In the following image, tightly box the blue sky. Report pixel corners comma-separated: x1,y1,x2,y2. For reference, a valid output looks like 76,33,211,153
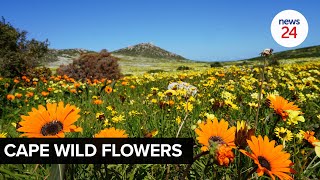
1,0,319,61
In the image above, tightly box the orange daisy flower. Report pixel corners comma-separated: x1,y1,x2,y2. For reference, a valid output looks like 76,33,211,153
70,89,77,93
105,86,113,94
240,135,295,180
93,99,103,105
94,127,128,138
17,102,82,138
195,118,236,152
15,93,23,99
269,95,300,120
6,94,15,101
304,131,319,146
121,81,128,86
26,92,34,98
216,144,235,166
41,91,50,97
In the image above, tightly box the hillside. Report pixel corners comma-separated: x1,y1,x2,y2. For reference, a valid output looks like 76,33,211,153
244,45,320,61
44,48,96,68
112,42,187,60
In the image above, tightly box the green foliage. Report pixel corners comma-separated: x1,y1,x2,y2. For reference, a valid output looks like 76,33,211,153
147,69,165,73
177,66,191,70
268,58,280,66
56,49,122,81
0,17,49,77
25,66,52,80
246,45,320,62
210,62,223,67
237,61,250,66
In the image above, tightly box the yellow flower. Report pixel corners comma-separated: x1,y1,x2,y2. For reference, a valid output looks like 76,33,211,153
205,113,215,121
235,120,254,149
225,100,239,110
313,142,320,158
236,120,249,131
295,130,305,143
95,112,105,121
106,106,114,111
182,102,193,112
112,114,125,123
0,132,7,138
151,87,159,91
275,127,293,147
266,91,279,101
286,110,305,125
176,116,181,124
251,92,262,100
104,119,110,126
165,89,177,96
221,91,236,101
248,102,258,108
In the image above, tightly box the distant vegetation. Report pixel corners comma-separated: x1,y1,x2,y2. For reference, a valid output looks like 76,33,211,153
177,65,192,70
45,48,96,62
244,45,320,61
112,42,187,60
147,69,166,73
210,62,223,67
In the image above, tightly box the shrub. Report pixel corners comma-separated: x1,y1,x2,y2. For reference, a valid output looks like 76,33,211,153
0,17,49,77
26,67,52,79
147,69,165,74
56,49,122,81
210,62,223,67
238,61,249,66
269,58,280,66
177,66,191,70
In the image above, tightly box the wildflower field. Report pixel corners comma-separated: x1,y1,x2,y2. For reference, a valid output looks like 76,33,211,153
1,60,320,179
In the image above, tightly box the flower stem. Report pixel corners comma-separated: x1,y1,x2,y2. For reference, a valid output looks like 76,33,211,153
254,57,267,130
176,99,189,138
268,115,281,139
304,155,318,174
166,100,189,179
181,151,209,180
243,166,258,180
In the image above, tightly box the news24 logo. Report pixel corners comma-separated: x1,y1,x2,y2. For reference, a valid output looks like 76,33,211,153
271,10,308,47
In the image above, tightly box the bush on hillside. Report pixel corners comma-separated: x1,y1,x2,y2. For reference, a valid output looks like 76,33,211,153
26,67,52,79
210,62,223,67
56,49,122,81
147,69,165,74
268,58,280,66
177,66,191,70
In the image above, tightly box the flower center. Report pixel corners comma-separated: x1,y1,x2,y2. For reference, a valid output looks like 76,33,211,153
279,132,287,138
209,136,226,145
258,156,271,171
41,120,63,136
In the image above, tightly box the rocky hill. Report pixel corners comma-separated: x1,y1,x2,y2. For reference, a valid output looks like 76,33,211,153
112,43,187,60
